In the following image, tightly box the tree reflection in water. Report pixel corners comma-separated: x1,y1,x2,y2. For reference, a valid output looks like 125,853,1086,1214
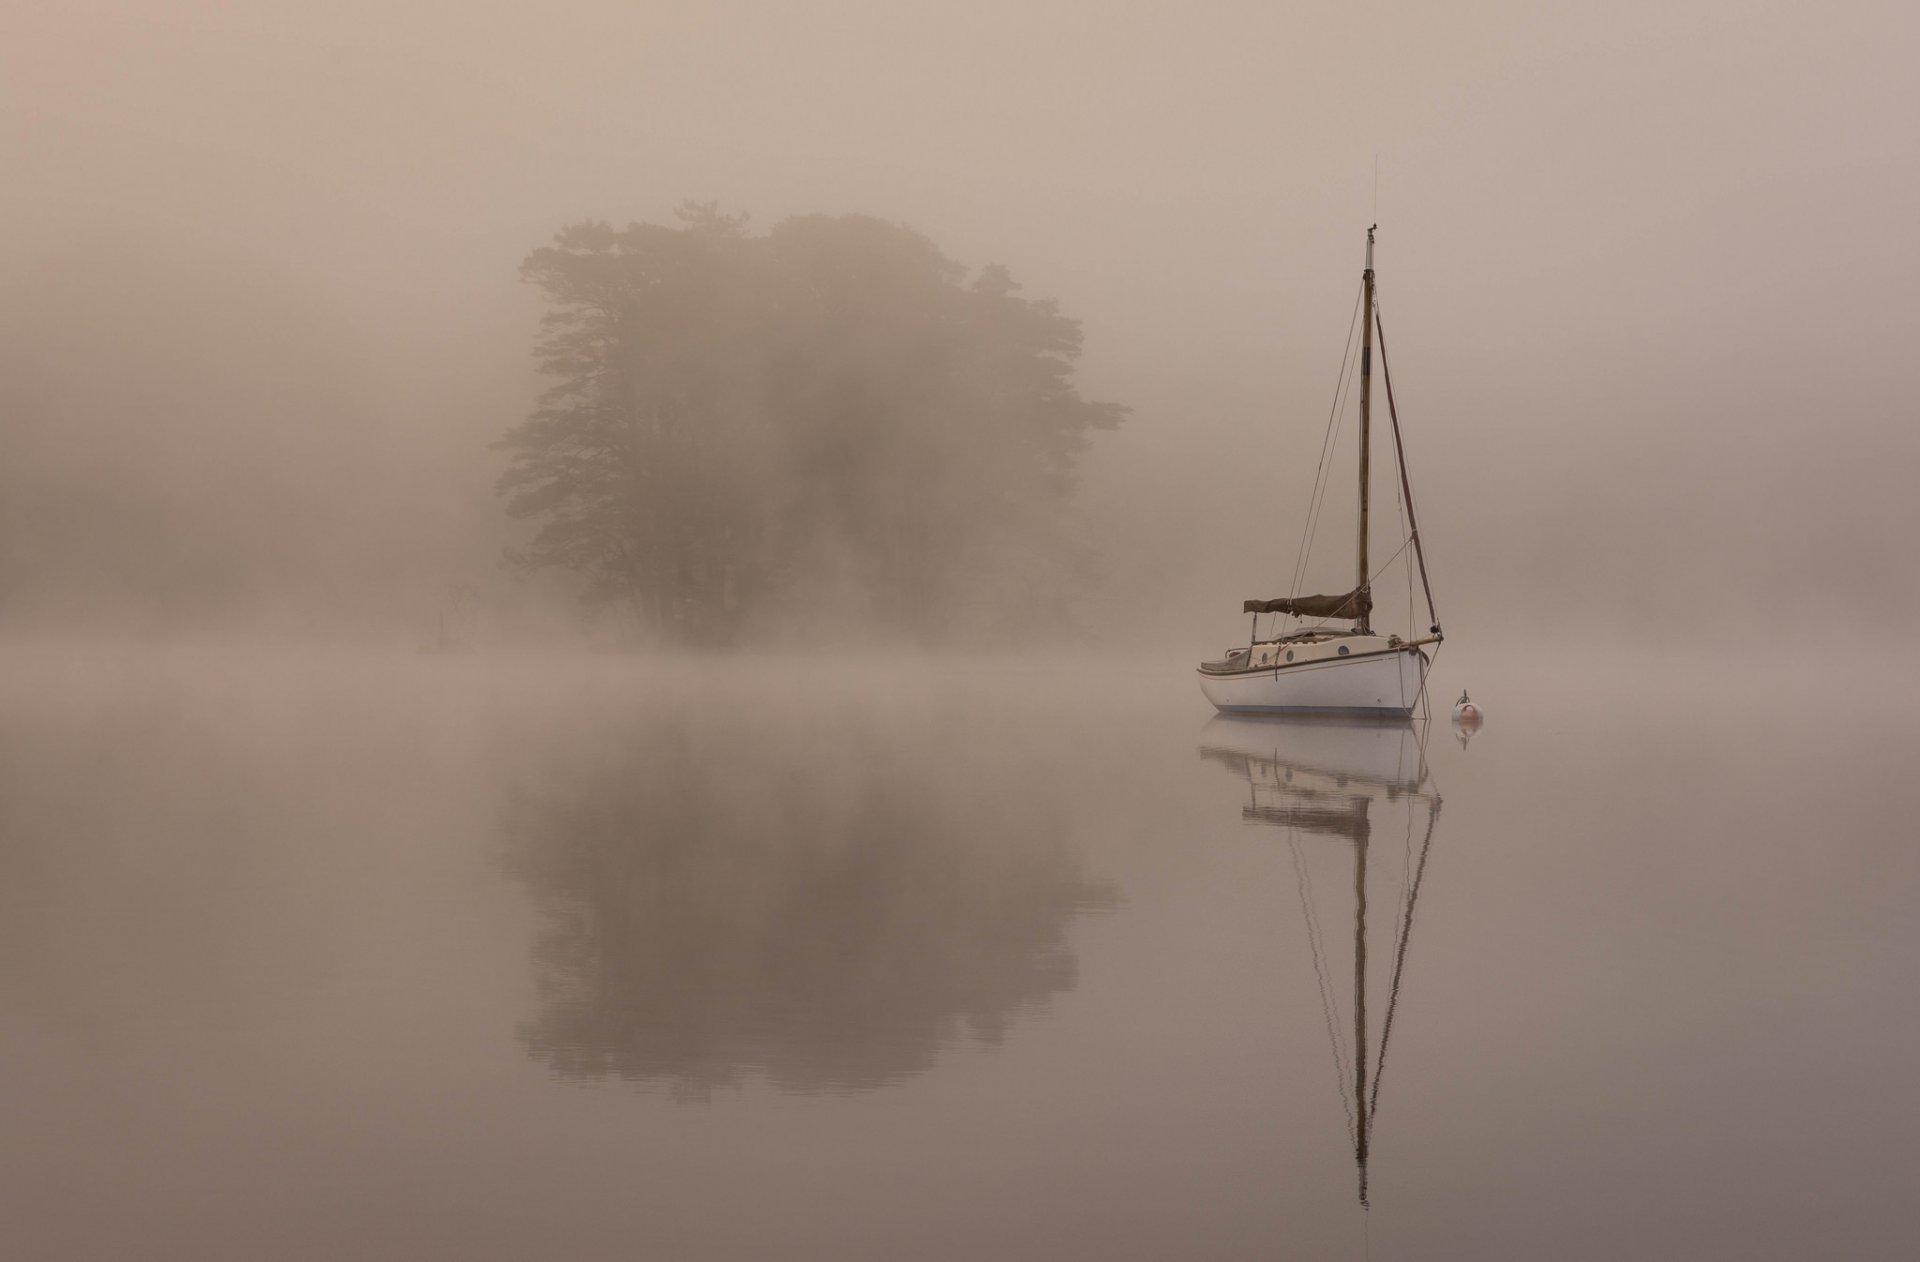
500,706,1115,1096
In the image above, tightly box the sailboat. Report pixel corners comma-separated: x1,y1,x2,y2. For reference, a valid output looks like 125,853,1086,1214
1199,714,1444,1208
1199,226,1443,715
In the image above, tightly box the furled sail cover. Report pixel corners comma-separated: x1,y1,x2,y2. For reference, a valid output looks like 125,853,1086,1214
1242,588,1372,619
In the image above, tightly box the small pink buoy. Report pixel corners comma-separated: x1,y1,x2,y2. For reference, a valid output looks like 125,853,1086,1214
1450,690,1483,747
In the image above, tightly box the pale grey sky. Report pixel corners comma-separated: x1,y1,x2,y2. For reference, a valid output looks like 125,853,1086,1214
5,0,1914,641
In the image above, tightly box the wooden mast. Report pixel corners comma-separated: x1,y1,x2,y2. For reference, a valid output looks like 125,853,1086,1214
1356,226,1376,634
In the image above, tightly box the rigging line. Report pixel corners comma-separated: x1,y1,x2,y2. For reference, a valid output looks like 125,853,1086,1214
1291,533,1419,634
1401,791,1416,913
1365,794,1443,1132
1388,424,1414,639
1413,643,1441,722
1295,322,1362,604
1287,317,1358,618
1372,289,1440,632
1300,832,1356,1129
1292,282,1363,590
1407,542,1416,640
1285,282,1366,606
1290,833,1358,1144
1384,297,1414,637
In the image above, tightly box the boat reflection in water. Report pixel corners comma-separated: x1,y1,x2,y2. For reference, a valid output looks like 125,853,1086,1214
498,707,1115,1097
1200,715,1443,1208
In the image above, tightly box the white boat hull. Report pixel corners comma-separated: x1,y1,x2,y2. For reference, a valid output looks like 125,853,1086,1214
1198,646,1428,715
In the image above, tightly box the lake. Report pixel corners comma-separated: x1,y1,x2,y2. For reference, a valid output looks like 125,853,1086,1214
2,645,1914,1260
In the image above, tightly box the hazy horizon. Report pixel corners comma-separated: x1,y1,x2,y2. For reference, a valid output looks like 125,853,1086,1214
6,1,1916,650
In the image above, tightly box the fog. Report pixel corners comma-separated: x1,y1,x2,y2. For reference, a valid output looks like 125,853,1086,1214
6,0,1914,648
10,11,1920,1255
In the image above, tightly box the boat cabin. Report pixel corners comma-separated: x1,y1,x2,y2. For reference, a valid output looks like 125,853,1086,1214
1201,628,1409,676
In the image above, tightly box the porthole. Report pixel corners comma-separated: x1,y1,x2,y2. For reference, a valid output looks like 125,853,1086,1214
1285,650,1294,662
1337,645,1350,656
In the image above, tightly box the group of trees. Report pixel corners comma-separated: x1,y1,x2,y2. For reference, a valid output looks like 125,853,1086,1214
496,204,1124,643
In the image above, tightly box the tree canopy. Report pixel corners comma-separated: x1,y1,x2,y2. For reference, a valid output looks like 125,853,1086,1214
496,204,1125,642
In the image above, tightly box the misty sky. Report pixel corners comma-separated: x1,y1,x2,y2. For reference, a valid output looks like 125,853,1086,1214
5,0,1915,644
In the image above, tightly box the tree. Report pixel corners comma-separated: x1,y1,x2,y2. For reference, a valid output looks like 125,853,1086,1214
495,203,1124,642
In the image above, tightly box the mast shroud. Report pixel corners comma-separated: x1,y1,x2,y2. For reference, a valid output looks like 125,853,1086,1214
1373,303,1441,637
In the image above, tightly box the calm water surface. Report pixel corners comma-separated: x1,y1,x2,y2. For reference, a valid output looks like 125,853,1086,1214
2,647,1914,1260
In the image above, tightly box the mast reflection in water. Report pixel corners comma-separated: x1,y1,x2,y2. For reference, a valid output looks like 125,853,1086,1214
1200,716,1443,1208
499,706,1115,1097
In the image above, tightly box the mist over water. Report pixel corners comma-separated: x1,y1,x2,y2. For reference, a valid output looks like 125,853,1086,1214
6,2,1918,1257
